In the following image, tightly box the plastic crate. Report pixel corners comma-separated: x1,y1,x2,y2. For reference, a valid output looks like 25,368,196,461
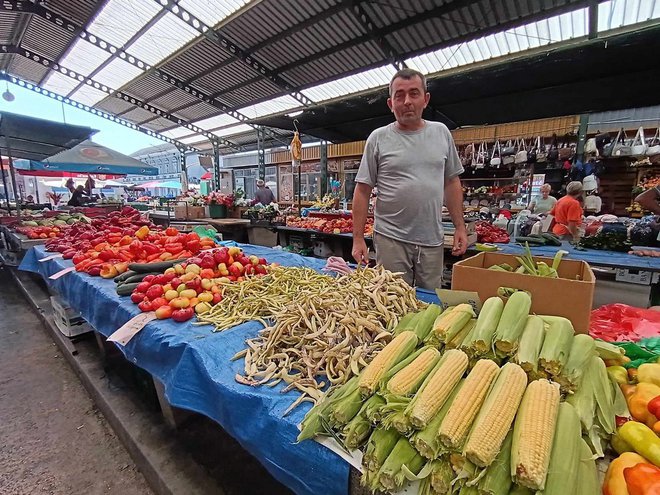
50,296,92,337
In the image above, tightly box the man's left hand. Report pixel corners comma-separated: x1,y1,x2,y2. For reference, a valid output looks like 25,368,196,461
452,227,468,256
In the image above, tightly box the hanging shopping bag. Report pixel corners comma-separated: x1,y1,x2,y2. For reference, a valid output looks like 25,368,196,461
585,137,598,155
611,128,632,157
514,138,528,164
501,140,516,156
647,128,660,156
474,142,487,169
490,141,501,167
630,127,648,157
558,142,574,161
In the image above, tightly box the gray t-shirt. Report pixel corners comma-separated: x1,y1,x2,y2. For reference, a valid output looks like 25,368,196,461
355,121,463,246
254,187,275,205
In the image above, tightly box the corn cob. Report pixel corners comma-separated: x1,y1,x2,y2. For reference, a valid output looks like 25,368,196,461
361,428,400,484
463,362,527,467
429,458,455,494
511,379,560,490
513,315,545,377
447,319,476,349
565,360,602,456
342,394,383,450
459,486,479,495
363,394,385,425
538,316,574,377
439,359,500,451
412,382,463,459
493,291,532,355
590,355,616,435
557,334,596,392
386,347,442,396
327,386,363,428
413,304,444,341
594,339,627,364
358,330,418,398
378,395,413,435
465,297,504,355
393,311,421,335
426,304,475,346
477,429,513,495
576,437,600,495
540,402,581,495
406,349,469,429
297,376,358,442
374,437,426,492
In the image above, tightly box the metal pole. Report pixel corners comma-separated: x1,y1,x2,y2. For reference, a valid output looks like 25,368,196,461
0,157,10,214
257,126,266,181
297,160,302,213
213,141,221,191
576,114,589,161
320,140,328,197
6,143,21,218
179,148,189,192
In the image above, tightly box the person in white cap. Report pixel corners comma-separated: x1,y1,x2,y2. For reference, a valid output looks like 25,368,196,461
582,174,602,215
254,179,275,205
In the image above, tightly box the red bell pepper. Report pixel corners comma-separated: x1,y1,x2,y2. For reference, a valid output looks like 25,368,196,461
142,242,160,255
623,463,660,495
649,396,660,420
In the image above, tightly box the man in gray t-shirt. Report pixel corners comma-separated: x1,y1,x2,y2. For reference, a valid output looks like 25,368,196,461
352,68,467,290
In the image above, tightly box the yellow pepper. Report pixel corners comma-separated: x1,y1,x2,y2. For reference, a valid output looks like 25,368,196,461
618,421,660,467
603,452,649,495
638,363,660,387
608,366,629,385
627,383,660,428
611,432,635,455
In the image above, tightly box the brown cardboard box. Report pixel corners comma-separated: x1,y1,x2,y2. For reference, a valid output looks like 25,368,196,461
173,204,205,219
173,204,189,220
452,252,595,333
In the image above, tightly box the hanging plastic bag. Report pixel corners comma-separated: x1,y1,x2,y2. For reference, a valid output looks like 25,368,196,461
590,303,660,342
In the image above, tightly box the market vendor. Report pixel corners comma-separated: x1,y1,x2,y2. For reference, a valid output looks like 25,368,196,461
527,183,557,215
549,181,584,242
67,185,89,207
635,186,660,215
254,179,275,205
351,68,467,290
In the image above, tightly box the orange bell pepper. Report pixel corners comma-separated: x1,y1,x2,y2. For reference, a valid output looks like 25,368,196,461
628,383,660,428
165,227,178,236
639,364,660,387
623,463,660,495
604,453,649,495
135,225,150,240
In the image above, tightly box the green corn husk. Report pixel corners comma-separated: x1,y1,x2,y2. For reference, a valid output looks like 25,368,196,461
394,311,421,334
594,339,627,364
465,297,504,355
477,430,513,495
415,304,445,341
538,316,574,377
541,402,581,495
513,315,545,377
363,394,386,425
429,458,455,494
361,428,400,484
508,486,533,495
610,375,631,420
576,438,600,495
373,437,425,492
557,334,596,393
327,386,364,428
342,394,383,449
297,376,359,442
493,291,532,355
380,398,413,436
412,382,464,459
565,361,606,458
447,319,476,349
590,356,616,435
459,486,479,495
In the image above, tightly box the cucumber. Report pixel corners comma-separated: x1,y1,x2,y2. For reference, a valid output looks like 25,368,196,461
540,233,562,246
116,282,140,297
122,272,160,284
516,236,546,245
128,258,187,273
114,270,138,283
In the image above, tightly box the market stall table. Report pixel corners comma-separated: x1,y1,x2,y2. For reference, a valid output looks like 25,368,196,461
19,243,439,495
202,218,251,242
0,224,47,265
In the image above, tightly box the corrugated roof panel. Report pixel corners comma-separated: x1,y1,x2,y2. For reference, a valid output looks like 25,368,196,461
179,0,250,28
70,85,108,106
0,53,13,72
0,12,22,44
121,106,159,123
161,126,195,139
143,117,173,131
179,134,209,145
21,15,75,60
211,123,253,138
237,95,301,119
160,39,231,81
87,0,162,49
45,0,99,25
173,101,220,121
192,114,240,130
124,74,174,100
94,58,145,90
301,65,395,102
42,72,81,95
598,0,660,30
7,56,50,84
360,0,417,27
58,39,112,77
151,89,200,111
126,12,199,66
96,97,136,115
194,60,261,94
221,79,282,107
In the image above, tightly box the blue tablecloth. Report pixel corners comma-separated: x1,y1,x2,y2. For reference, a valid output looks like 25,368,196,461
490,242,660,272
19,244,439,495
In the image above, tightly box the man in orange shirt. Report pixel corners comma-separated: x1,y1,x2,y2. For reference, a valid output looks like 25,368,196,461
550,181,584,242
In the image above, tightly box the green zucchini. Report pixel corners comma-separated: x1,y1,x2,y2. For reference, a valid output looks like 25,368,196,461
540,233,562,246
114,270,138,283
516,236,546,245
116,282,140,297
122,272,160,284
128,258,187,273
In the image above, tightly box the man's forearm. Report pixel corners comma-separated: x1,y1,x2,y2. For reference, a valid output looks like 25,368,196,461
352,183,372,239
568,222,580,240
445,177,466,231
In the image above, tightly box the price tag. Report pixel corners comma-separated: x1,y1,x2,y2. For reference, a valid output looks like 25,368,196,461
107,312,157,346
49,266,75,280
39,253,63,262
435,289,482,313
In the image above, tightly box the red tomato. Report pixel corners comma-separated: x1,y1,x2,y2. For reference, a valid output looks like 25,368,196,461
145,284,164,300
155,305,173,319
150,297,169,309
130,292,146,303
171,307,194,322
137,300,153,312
135,281,151,294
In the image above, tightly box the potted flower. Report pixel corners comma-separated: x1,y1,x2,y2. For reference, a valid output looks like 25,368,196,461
206,191,234,218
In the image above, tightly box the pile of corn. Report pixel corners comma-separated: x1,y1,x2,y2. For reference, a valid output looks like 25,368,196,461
298,292,622,495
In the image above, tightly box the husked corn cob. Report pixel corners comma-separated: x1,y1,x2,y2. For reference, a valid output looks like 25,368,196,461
538,316,574,377
413,304,444,341
328,386,363,427
511,379,560,490
477,429,513,495
386,347,441,396
358,330,418,398
463,362,527,467
493,291,532,355
407,349,469,429
513,315,545,377
541,402,581,495
412,382,463,459
447,319,476,349
557,334,596,392
465,297,504,355
576,437,600,495
439,359,500,450
427,304,474,345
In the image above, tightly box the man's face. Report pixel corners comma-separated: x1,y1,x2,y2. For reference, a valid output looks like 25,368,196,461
387,76,430,127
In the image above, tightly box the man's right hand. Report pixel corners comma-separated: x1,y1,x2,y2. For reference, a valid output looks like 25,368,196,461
352,238,370,265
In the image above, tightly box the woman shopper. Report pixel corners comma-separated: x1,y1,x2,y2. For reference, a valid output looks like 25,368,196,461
528,183,557,215
549,181,584,242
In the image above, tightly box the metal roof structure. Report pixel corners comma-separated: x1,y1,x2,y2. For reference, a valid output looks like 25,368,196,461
0,0,658,154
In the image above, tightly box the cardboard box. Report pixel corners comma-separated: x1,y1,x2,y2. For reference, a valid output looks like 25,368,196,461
173,204,205,219
452,252,595,333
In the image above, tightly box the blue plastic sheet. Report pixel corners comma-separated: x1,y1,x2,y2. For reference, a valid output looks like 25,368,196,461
20,244,439,495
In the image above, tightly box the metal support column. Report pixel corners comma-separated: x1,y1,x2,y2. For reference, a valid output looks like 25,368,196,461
178,148,189,192
576,114,590,161
588,0,599,40
6,142,21,217
320,140,328,197
257,126,266,181
212,141,221,191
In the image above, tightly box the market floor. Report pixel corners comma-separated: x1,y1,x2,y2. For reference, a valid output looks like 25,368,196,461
0,269,154,495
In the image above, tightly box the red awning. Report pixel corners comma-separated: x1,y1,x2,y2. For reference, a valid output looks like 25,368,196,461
201,171,212,180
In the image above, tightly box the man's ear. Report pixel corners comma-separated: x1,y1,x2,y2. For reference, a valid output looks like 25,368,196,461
387,97,393,112
424,92,430,107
